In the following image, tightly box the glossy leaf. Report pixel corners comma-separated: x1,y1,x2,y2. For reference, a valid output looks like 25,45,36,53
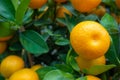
43,70,74,80
100,13,119,33
69,56,80,72
20,30,49,55
15,0,30,25
0,0,15,21
55,37,69,46
82,64,116,75
36,66,57,80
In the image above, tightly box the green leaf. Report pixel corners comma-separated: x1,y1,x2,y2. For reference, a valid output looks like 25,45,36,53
55,64,74,73
0,0,15,21
15,0,30,25
55,37,69,46
106,37,120,65
20,30,49,55
82,64,116,75
100,13,119,33
11,0,19,10
69,56,80,72
0,75,5,80
23,9,33,24
43,70,74,80
66,48,78,64
36,66,57,80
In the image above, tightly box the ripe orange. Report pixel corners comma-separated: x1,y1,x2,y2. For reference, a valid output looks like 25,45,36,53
70,21,110,60
0,55,24,78
56,6,72,18
31,64,43,71
116,0,120,9
70,0,101,13
55,0,67,3
86,75,101,80
29,0,47,9
0,42,7,54
91,5,106,17
9,68,39,80
76,56,106,70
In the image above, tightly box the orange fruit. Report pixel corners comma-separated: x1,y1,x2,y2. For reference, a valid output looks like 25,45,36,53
9,68,39,80
70,0,101,13
56,6,72,18
31,64,43,71
0,55,24,78
0,36,13,42
86,75,101,80
55,0,67,3
70,21,110,60
29,0,47,9
116,0,120,9
0,42,7,54
76,56,106,70
91,5,106,17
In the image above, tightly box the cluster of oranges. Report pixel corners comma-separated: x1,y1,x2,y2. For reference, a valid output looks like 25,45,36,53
69,0,111,79
70,21,110,79
0,55,42,80
1,0,120,80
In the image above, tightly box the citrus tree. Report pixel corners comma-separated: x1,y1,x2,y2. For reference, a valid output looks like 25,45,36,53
0,0,120,80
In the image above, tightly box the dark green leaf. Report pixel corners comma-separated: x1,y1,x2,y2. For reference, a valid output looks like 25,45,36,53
0,0,15,21
20,30,49,55
15,0,30,25
55,64,74,73
0,75,5,80
106,36,120,65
